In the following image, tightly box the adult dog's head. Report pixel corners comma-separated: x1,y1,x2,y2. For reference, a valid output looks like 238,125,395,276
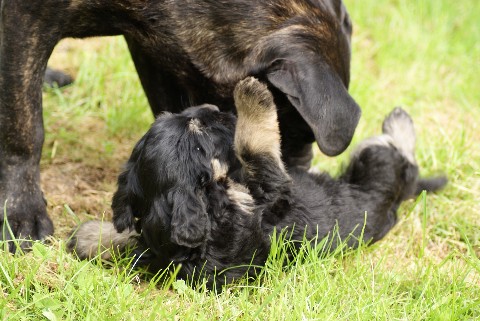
112,105,237,252
174,0,360,158
254,0,360,157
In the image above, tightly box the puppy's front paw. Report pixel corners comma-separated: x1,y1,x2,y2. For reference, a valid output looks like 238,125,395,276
234,77,276,118
233,77,282,163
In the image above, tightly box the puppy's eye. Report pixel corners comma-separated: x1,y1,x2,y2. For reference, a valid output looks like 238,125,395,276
196,146,205,155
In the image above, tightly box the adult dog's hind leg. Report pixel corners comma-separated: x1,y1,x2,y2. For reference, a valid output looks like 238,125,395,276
125,37,191,115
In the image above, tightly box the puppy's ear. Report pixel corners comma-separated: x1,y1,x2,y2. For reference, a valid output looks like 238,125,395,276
112,139,145,233
266,58,361,157
112,168,137,232
170,187,208,248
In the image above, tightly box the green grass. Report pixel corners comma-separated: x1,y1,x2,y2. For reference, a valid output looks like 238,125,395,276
2,0,480,319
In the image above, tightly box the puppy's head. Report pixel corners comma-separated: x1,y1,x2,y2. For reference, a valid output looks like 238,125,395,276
112,104,237,250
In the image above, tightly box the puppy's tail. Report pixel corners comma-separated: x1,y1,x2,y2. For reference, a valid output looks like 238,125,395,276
414,176,448,196
67,220,139,260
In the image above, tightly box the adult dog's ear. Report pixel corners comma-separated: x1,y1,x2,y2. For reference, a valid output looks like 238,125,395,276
266,58,361,156
170,187,208,248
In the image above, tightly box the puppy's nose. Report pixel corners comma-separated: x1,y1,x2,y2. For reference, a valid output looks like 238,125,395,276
200,104,220,112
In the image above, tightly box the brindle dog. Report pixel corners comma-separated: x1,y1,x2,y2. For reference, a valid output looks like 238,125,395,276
0,0,360,249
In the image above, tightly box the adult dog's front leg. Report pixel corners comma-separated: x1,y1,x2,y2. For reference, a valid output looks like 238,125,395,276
0,2,61,250
233,77,291,199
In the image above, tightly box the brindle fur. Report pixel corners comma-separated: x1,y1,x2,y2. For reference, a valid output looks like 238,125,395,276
0,0,360,248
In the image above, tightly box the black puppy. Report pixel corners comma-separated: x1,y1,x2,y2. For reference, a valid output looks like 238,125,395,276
0,0,359,245
69,78,446,289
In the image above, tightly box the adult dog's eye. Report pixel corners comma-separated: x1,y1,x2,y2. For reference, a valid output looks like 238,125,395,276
343,15,352,33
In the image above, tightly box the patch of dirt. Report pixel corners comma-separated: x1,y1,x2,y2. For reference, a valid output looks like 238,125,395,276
42,36,145,240
41,161,121,238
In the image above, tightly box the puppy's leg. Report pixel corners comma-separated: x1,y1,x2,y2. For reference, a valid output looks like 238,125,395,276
67,221,139,261
380,107,446,196
233,77,291,199
382,108,447,195
342,107,419,198
349,107,415,166
340,108,446,241
382,107,417,164
234,77,284,168
337,108,420,241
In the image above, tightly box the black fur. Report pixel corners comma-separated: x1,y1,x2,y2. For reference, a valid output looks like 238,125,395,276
0,0,359,247
43,67,74,87
69,78,446,289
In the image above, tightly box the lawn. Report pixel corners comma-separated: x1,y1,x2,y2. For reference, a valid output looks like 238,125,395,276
1,0,479,319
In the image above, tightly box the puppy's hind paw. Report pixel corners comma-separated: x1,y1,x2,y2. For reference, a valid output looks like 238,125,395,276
382,107,416,163
234,77,276,118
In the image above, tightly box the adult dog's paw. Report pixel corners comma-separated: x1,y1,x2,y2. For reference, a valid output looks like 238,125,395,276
1,193,54,252
234,77,276,118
